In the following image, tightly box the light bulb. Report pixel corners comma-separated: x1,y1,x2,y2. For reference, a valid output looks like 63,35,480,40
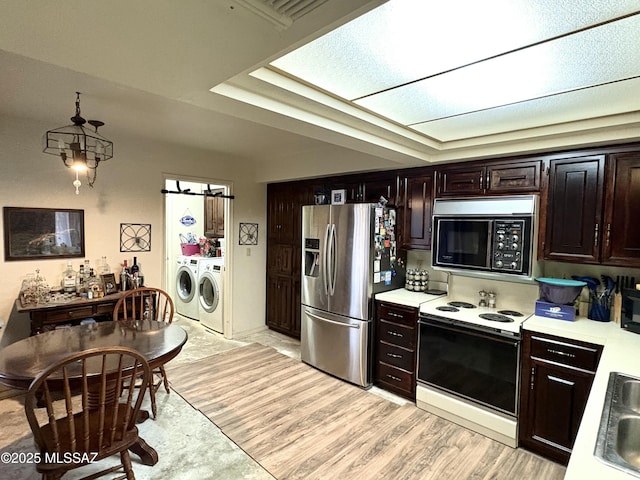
73,170,81,195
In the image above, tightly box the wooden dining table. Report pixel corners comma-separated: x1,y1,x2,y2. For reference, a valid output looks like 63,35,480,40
0,319,188,466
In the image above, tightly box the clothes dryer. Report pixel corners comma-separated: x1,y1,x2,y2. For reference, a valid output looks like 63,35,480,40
198,257,224,333
175,255,199,320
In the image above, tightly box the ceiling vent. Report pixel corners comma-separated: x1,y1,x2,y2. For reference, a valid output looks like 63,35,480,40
234,0,328,30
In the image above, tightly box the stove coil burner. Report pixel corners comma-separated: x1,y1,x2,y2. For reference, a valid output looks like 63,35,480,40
448,301,476,309
497,310,523,317
478,313,514,323
436,306,459,312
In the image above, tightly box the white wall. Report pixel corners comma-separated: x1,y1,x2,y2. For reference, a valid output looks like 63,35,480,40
0,113,267,339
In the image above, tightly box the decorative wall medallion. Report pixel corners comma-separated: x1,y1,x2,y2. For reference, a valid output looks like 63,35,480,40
179,214,196,226
239,222,258,245
120,223,151,252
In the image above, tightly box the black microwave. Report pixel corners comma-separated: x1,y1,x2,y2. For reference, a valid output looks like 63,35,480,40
431,196,537,278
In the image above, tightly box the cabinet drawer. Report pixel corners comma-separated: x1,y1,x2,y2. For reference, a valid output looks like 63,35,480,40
45,306,95,323
377,341,414,371
378,319,415,349
530,335,601,372
439,168,484,195
488,161,541,192
377,302,418,327
95,303,117,316
376,361,413,391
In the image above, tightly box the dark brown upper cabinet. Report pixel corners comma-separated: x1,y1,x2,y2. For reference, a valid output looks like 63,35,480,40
361,173,399,206
601,151,640,265
204,195,225,238
542,149,640,267
399,173,434,250
437,159,542,197
319,172,399,206
542,155,605,263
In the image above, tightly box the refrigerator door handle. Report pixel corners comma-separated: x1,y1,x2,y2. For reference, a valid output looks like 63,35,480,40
323,223,331,296
304,309,361,329
329,223,337,296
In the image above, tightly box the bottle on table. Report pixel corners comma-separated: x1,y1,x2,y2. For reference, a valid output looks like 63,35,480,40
131,257,139,275
61,261,77,294
101,256,110,274
120,260,130,291
130,257,144,288
87,268,102,299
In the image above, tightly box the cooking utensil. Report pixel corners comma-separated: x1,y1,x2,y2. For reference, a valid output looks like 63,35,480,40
602,275,615,295
613,276,622,324
571,275,600,293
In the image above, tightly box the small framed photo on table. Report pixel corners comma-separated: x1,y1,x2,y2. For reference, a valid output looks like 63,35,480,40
101,273,118,295
331,189,346,205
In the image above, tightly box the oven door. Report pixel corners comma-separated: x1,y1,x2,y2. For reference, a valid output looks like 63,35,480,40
433,218,492,270
418,316,520,416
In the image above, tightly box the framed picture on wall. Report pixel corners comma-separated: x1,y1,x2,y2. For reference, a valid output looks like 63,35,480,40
331,189,346,205
120,223,152,252
3,207,85,261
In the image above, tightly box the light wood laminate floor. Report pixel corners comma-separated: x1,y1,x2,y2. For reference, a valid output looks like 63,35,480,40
0,317,565,479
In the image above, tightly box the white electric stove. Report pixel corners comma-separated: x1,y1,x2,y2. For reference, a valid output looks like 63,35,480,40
419,297,533,336
417,294,534,448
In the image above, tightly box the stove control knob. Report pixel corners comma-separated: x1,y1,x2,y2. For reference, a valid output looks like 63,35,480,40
497,234,505,241
510,262,518,269
512,242,519,250
497,242,504,250
512,234,519,242
495,260,504,268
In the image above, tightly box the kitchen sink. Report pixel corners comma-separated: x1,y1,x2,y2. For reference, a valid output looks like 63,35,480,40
595,372,640,477
622,380,640,413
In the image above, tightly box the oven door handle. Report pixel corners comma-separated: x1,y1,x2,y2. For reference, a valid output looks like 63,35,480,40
420,318,519,346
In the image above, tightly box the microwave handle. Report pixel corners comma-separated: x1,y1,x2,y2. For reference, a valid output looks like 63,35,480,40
485,219,494,268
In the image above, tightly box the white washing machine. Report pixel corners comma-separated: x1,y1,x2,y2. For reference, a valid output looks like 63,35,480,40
198,257,224,333
175,255,200,320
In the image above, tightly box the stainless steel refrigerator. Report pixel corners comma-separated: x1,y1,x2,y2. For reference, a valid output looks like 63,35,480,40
301,203,404,387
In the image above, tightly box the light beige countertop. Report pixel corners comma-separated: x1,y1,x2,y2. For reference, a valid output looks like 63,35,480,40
524,315,640,479
375,289,443,309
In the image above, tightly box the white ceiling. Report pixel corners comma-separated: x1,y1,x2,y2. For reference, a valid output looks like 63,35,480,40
270,0,640,141
1,0,639,183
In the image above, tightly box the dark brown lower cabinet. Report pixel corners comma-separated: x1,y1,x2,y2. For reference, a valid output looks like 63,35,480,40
519,330,602,465
374,301,418,401
266,274,293,335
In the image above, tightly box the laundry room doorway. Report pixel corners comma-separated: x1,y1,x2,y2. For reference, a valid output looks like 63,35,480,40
163,176,231,336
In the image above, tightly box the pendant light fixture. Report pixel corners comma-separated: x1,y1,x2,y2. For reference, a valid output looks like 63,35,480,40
43,92,113,194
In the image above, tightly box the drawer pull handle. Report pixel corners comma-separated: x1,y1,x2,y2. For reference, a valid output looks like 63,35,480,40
388,312,404,318
386,353,402,359
387,331,403,337
547,348,575,358
386,374,402,382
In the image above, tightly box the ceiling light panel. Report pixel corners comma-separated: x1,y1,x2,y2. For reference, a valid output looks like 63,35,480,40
354,14,640,125
270,0,640,100
413,77,640,141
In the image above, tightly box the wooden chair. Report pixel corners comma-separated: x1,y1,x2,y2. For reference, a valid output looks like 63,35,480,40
113,287,175,418
24,346,151,480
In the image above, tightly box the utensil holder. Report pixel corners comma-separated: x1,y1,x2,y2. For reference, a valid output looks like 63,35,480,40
589,292,611,322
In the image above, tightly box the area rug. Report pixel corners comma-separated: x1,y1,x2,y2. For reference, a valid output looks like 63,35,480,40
166,343,565,480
